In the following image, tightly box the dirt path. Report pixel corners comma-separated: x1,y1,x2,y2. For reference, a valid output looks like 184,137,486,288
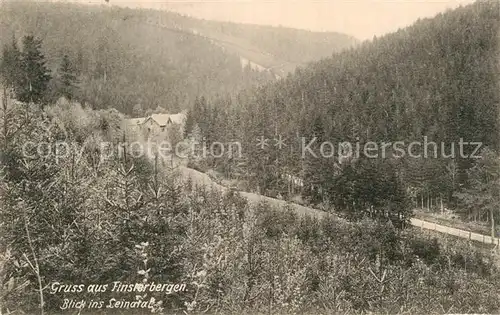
176,165,500,246
177,166,327,219
411,217,499,246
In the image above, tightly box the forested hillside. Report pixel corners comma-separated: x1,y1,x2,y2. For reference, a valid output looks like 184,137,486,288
185,1,500,228
1,1,500,313
1,98,499,314
0,0,357,114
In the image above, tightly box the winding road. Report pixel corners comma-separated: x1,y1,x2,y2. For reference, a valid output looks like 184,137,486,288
176,165,500,247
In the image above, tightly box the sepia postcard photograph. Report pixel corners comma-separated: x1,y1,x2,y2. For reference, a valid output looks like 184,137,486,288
0,0,499,314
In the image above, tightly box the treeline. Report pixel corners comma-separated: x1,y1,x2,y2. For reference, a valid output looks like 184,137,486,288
0,1,273,114
0,98,499,314
0,1,355,115
184,1,500,230
173,16,359,67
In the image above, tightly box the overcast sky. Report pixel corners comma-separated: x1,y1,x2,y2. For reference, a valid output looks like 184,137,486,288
60,0,475,40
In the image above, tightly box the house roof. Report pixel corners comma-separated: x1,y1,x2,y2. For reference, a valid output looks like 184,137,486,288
150,113,187,127
150,114,171,127
125,113,187,128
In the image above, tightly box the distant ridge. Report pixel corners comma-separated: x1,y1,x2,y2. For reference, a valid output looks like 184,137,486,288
0,1,357,114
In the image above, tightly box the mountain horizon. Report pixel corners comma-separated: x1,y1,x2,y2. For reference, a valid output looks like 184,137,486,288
46,0,475,40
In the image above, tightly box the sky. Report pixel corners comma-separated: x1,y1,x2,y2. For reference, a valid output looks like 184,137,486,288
58,0,476,40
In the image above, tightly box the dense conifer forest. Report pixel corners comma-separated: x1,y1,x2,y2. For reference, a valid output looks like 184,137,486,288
0,0,356,115
185,0,500,230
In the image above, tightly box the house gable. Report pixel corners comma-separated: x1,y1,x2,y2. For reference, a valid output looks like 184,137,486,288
125,112,187,139
150,114,171,127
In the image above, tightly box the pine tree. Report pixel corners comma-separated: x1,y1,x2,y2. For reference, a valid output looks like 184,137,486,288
17,36,51,105
0,35,21,91
58,54,78,100
183,108,195,139
455,148,500,239
193,96,208,137
187,123,204,168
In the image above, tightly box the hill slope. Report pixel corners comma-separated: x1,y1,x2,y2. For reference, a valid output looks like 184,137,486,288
0,1,357,114
185,1,500,220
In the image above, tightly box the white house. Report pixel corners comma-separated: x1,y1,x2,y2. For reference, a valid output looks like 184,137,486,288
125,112,187,141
